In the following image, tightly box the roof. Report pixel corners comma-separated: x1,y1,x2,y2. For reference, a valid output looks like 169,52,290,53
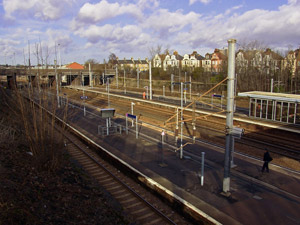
238,91,300,103
66,62,84,69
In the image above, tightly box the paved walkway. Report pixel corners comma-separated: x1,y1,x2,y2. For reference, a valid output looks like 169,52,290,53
69,106,300,225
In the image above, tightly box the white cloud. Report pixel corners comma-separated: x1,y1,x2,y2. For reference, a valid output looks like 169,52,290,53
189,0,212,5
176,0,300,49
3,0,73,20
143,9,200,35
74,0,143,27
75,24,144,44
76,23,153,56
137,0,160,10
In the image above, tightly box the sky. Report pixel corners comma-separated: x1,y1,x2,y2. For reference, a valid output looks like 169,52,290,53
1,0,300,65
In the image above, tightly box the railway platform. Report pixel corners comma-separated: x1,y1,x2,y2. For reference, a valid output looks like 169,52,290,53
71,114,300,225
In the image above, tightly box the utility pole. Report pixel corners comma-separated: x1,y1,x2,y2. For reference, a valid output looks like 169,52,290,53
149,61,152,100
223,39,236,195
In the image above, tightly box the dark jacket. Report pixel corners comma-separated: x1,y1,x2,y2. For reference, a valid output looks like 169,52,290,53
263,151,272,162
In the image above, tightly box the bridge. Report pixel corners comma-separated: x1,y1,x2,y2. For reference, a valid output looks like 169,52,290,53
0,65,111,88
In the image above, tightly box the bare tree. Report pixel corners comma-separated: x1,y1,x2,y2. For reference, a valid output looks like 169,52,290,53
148,44,162,60
108,53,118,66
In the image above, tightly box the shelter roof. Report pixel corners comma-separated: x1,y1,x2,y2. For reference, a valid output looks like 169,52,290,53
238,91,300,103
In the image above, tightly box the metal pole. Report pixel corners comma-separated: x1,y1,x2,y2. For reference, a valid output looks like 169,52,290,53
116,66,118,88
124,70,126,94
108,78,110,107
131,102,135,127
106,118,109,135
287,102,290,123
163,85,165,97
125,115,128,134
136,117,138,139
221,95,223,109
201,152,205,186
58,43,62,67
83,89,86,116
89,63,92,87
180,82,183,159
54,59,60,108
137,68,139,88
280,101,283,122
149,61,152,100
175,107,179,144
271,78,273,92
294,103,297,124
266,100,269,119
184,72,187,90
171,74,174,93
189,76,192,100
223,39,236,195
146,86,148,99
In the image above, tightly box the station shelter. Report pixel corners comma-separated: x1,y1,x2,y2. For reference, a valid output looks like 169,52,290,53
238,91,300,124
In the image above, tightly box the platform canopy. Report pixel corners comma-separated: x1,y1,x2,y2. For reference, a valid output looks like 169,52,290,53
238,91,300,124
238,91,300,103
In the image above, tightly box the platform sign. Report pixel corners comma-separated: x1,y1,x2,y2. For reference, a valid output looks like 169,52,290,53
100,108,115,118
126,113,136,119
212,94,223,98
80,96,88,100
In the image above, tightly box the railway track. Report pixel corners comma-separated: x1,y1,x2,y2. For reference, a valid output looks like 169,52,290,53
60,87,300,162
62,127,190,225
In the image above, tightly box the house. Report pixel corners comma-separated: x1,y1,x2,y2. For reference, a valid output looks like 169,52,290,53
236,49,283,75
117,57,149,71
153,54,164,68
202,53,212,72
211,49,227,73
162,51,183,71
133,58,149,71
181,51,203,69
262,48,283,75
284,48,300,78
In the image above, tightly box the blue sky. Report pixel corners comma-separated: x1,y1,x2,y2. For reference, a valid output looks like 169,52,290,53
1,0,300,65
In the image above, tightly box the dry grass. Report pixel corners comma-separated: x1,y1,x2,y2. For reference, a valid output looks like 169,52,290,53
1,85,68,172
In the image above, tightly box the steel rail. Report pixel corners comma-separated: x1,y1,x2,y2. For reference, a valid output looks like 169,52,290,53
24,91,179,225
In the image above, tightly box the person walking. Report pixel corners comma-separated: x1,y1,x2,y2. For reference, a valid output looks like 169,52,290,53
262,149,273,173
